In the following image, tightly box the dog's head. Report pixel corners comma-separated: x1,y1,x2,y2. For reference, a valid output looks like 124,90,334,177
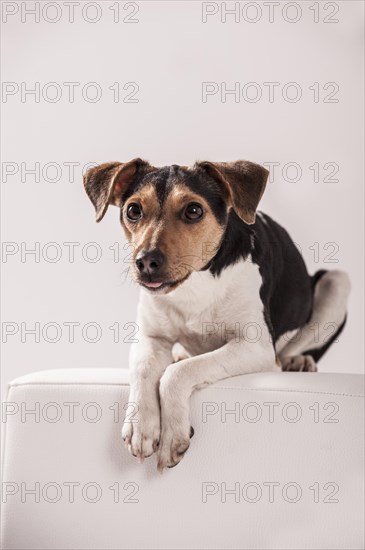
83,158,268,293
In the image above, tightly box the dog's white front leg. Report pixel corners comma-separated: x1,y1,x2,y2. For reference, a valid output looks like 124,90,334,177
157,339,276,470
122,335,173,461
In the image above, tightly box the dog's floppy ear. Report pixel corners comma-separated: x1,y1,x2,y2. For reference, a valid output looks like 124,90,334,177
83,158,149,222
196,160,269,225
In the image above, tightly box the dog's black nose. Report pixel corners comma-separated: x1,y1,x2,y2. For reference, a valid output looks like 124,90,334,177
136,249,165,275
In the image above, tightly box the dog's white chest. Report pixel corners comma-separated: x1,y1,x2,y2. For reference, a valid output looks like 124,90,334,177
139,259,268,356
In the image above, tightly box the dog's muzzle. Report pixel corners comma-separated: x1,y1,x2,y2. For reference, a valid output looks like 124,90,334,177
135,248,166,288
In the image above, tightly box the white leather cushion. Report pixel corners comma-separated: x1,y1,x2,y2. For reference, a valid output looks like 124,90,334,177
1,369,364,549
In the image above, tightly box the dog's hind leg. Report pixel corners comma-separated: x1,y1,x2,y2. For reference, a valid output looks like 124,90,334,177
278,270,350,371
172,343,191,363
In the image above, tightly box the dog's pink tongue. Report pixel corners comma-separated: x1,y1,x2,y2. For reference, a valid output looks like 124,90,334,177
144,282,163,288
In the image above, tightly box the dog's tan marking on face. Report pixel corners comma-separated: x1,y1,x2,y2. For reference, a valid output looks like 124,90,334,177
157,183,224,279
121,180,225,290
121,183,161,251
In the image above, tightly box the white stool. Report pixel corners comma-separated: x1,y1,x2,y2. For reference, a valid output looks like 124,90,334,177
1,369,364,549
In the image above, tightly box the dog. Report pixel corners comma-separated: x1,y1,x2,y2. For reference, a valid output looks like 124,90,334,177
83,158,350,471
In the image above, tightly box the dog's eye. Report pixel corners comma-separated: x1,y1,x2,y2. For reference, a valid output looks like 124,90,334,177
126,203,142,221
183,203,204,222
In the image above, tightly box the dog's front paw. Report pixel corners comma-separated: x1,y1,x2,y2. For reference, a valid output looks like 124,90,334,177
157,421,191,472
157,374,192,471
122,402,160,462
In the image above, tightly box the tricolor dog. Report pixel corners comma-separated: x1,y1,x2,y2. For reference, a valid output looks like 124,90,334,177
83,158,350,471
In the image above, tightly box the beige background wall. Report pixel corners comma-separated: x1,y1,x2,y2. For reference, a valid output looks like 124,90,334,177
1,0,364,386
